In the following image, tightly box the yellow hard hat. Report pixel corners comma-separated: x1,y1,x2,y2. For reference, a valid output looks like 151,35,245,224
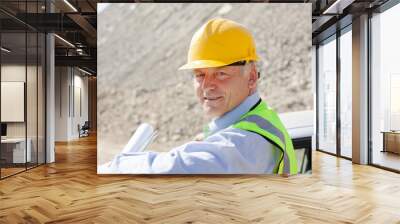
179,18,260,70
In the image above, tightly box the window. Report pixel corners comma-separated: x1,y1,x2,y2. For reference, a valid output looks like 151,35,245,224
0,1,46,179
317,35,337,154
339,27,352,158
371,2,400,171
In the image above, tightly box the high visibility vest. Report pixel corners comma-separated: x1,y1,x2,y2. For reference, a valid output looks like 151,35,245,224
232,100,298,175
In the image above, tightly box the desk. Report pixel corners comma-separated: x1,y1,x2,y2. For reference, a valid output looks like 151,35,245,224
1,138,31,164
382,131,400,154
292,136,312,173
279,110,313,173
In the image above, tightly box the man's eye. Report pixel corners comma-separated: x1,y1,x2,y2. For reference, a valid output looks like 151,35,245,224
194,74,205,81
216,72,229,79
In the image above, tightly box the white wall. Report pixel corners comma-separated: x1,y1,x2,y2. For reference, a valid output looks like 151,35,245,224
1,63,46,164
55,67,69,141
73,73,89,137
1,82,25,122
55,67,89,141
1,65,26,133
1,65,38,138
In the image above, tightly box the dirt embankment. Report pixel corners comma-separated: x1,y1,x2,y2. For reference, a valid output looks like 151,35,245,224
97,3,312,165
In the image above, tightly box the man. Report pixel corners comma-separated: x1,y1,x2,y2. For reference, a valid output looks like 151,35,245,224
99,18,297,174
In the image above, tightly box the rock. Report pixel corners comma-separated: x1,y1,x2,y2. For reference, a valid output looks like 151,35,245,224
97,3,312,164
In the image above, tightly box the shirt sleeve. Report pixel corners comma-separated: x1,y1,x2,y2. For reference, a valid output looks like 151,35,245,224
98,128,278,174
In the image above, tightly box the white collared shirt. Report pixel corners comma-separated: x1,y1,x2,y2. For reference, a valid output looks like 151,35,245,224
99,92,278,174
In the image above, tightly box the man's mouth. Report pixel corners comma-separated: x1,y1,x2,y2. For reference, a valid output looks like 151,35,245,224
204,96,222,101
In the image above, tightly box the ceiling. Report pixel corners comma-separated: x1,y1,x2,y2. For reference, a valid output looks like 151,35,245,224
309,0,390,43
0,0,394,75
0,0,99,75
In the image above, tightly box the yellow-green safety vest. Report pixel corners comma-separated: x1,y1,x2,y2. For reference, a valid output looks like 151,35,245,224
232,100,298,175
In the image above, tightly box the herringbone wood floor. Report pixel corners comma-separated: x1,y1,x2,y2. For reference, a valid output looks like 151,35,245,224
1,134,400,224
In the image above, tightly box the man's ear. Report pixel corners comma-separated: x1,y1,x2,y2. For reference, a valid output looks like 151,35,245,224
248,64,258,89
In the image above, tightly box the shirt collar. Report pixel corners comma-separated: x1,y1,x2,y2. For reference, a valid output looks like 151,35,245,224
207,92,261,135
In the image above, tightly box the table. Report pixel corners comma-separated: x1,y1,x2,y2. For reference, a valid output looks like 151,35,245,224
279,110,313,173
292,136,312,173
381,131,400,154
1,138,32,164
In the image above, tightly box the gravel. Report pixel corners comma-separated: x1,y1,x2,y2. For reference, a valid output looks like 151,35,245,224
97,3,312,165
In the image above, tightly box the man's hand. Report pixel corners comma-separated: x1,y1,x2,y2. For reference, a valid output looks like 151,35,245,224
193,133,205,141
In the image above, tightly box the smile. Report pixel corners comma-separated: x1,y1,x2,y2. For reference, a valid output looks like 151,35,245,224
204,96,222,100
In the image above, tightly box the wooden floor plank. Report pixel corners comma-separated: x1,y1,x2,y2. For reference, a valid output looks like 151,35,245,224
0,134,399,223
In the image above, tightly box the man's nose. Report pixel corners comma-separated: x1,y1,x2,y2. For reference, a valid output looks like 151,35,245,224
201,74,216,90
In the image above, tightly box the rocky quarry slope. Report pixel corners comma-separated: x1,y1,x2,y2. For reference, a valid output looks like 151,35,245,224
97,3,312,164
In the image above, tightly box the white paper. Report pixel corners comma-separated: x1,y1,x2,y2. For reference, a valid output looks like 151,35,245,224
121,123,157,154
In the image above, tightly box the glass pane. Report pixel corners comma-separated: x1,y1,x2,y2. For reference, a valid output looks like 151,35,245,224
1,30,27,177
0,2,27,35
26,0,39,14
0,1,26,14
27,31,38,169
340,28,352,158
38,32,45,165
318,36,337,154
371,3,400,171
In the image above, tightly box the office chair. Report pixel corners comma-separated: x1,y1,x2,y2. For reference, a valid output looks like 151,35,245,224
79,121,90,138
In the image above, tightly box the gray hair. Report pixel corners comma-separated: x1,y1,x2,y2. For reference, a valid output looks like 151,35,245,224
240,61,256,76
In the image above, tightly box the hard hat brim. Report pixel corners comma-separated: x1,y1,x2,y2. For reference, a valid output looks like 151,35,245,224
178,60,229,70
178,56,259,70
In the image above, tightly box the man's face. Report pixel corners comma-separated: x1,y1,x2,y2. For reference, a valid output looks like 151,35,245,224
193,65,254,118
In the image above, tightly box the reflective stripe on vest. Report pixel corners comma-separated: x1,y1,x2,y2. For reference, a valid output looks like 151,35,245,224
233,101,298,175
240,115,292,174
241,115,285,147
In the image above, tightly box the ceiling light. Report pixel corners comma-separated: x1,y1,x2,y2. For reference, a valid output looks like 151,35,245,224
63,0,78,12
78,67,92,76
1,47,11,53
323,0,355,15
54,34,75,48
